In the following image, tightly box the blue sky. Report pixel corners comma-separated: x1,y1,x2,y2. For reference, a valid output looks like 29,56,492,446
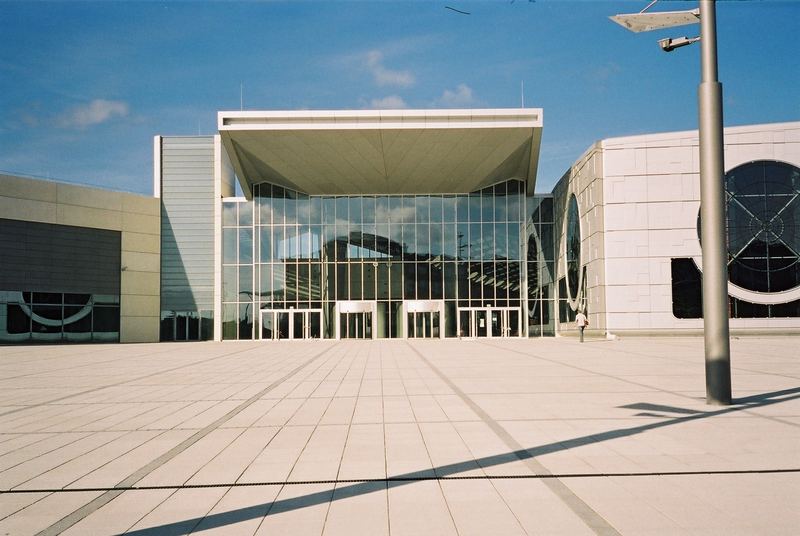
1,1,798,195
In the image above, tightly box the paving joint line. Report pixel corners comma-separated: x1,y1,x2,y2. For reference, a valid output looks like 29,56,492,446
404,341,622,536
33,343,341,536
5,467,800,494
0,344,267,418
478,340,800,430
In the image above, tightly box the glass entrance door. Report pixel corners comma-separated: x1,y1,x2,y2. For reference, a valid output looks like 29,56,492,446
490,309,503,337
261,310,322,340
507,310,519,337
162,311,210,341
458,308,521,338
340,312,372,339
475,310,488,337
407,311,440,338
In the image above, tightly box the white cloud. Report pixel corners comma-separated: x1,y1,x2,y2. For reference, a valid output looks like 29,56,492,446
437,84,475,107
365,50,415,88
59,99,129,128
369,95,407,109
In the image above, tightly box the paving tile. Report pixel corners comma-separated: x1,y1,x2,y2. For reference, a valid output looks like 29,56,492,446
187,427,280,485
419,422,484,477
319,397,357,425
337,423,386,480
70,429,196,488
385,423,435,478
289,425,349,481
439,479,526,536
387,479,458,536
60,489,174,535
135,428,242,487
0,431,126,489
491,478,595,535
0,490,101,535
220,399,279,428
408,394,449,422
253,483,333,536
252,398,304,427
383,396,415,423
0,491,48,520
323,481,388,536
19,430,162,490
238,426,315,483
124,487,227,534
352,395,383,424
189,485,281,536
288,397,333,426
1,338,799,535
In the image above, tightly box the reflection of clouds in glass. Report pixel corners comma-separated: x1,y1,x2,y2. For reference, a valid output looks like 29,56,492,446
374,204,416,224
274,230,321,260
333,218,355,229
347,243,390,259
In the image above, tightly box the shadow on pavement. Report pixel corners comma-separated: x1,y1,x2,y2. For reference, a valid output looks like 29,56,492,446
118,385,800,536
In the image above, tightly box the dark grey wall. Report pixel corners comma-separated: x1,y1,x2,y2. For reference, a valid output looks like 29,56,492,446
0,218,120,295
160,136,215,312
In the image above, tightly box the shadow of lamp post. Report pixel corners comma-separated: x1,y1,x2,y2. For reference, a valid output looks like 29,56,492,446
610,0,731,405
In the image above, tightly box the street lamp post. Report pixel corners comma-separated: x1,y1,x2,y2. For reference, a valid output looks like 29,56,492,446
611,0,731,405
697,1,731,405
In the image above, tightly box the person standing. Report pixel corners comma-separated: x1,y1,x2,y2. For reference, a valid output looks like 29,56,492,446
575,311,588,343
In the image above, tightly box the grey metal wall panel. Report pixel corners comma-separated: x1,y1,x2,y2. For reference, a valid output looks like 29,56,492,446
0,218,120,294
160,136,216,312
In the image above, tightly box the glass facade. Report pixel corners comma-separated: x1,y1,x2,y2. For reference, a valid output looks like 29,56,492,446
0,291,120,343
671,257,800,319
674,159,800,319
526,196,556,336
724,160,800,293
222,180,555,340
565,194,581,300
160,311,214,342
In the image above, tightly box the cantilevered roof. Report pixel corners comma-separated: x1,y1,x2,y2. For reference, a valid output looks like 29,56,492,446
218,109,542,197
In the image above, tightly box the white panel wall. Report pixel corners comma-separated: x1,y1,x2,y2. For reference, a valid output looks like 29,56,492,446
597,121,800,333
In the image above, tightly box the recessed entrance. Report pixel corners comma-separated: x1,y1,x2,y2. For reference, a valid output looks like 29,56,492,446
162,310,213,341
336,301,377,340
458,307,520,338
407,311,440,338
260,309,322,340
403,300,444,339
340,312,372,339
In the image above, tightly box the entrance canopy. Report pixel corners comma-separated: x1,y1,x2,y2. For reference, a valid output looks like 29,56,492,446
218,108,542,197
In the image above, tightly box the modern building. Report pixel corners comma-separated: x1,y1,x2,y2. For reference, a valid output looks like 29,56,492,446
1,109,798,344
156,109,548,341
552,121,800,335
0,173,160,343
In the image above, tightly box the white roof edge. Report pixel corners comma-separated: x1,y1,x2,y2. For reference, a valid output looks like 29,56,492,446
600,120,800,148
217,108,543,131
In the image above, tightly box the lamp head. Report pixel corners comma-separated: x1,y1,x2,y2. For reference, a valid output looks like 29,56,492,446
658,36,700,52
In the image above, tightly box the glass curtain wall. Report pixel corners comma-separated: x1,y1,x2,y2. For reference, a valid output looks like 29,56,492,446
525,196,556,336
221,180,534,339
0,291,120,343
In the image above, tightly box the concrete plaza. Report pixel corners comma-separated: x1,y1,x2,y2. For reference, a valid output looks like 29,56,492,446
0,336,798,535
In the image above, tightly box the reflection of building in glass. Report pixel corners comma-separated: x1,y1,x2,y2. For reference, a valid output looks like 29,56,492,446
526,196,556,337
208,109,546,341
220,180,542,340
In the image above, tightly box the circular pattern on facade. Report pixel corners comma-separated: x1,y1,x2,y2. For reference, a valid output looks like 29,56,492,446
723,160,800,294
